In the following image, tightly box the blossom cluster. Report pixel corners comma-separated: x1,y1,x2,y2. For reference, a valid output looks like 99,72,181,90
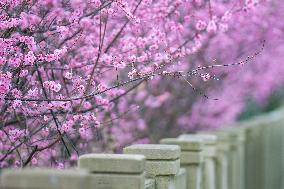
0,0,269,168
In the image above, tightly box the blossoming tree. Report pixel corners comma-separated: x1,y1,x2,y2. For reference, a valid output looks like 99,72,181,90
0,0,266,168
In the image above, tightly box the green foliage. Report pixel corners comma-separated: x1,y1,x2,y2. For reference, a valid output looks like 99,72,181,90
238,88,284,121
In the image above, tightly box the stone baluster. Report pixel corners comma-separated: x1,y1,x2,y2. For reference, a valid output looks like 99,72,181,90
78,154,146,189
199,130,231,189
123,144,186,189
160,137,204,189
0,168,89,189
179,134,217,189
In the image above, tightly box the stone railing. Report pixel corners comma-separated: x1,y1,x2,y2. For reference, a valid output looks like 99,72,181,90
1,107,284,189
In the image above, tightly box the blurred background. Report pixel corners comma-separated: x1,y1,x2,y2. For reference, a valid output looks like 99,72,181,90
1,0,284,169
104,0,284,152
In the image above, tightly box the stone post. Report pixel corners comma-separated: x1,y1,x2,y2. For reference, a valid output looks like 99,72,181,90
222,127,246,189
241,117,266,189
160,137,204,189
78,154,146,189
123,144,186,189
243,124,256,189
259,109,284,189
179,134,217,189
199,130,231,189
281,110,284,189
0,168,90,189
214,133,230,189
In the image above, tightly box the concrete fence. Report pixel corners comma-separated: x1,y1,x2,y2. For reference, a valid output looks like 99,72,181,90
1,107,284,189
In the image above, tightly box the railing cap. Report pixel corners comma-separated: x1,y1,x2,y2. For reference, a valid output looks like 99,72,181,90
160,138,203,151
0,168,89,189
79,154,145,174
179,134,217,145
124,144,180,160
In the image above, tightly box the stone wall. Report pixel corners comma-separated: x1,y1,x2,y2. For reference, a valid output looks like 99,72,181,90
1,107,284,189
